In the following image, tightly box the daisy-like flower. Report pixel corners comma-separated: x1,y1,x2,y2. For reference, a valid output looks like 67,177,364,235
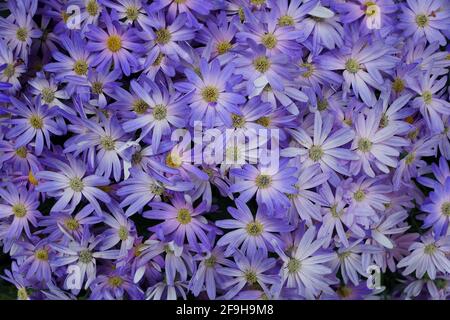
409,72,450,133
51,227,121,290
217,249,279,299
86,12,141,76
101,202,136,257
64,114,132,182
421,177,450,238
175,58,245,128
143,194,212,252
0,41,26,93
0,4,42,62
14,239,54,283
336,0,398,32
398,0,450,46
398,235,450,280
35,156,111,214
138,12,196,64
272,225,337,299
6,96,63,156
0,184,41,241
122,79,190,151
236,8,305,58
350,110,409,177
0,141,40,175
284,111,357,176
343,176,392,227
270,0,320,29
44,33,93,82
230,162,298,213
320,32,399,106
234,40,294,96
216,200,294,257
102,0,147,26
28,73,69,110
318,182,365,248
117,168,192,216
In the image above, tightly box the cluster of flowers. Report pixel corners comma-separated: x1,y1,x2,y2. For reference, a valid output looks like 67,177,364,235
0,0,450,300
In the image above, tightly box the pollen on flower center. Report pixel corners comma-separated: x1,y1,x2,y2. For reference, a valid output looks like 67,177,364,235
108,276,124,287
79,249,93,263
301,62,315,78
92,81,104,94
358,138,372,152
255,174,272,189
392,77,405,93
231,114,246,128
165,152,182,168
153,104,167,120
35,249,49,261
246,221,264,236
354,189,366,202
125,6,139,21
16,27,28,41
404,152,415,165
256,116,271,127
201,86,220,103
216,41,232,55
29,115,44,129
422,91,433,105
365,3,379,17
337,286,352,298
153,53,165,66
253,56,271,73
415,14,429,27
65,217,80,231
441,202,450,216
330,204,342,218
226,145,241,162
155,28,172,45
287,258,301,273
17,288,28,300
345,58,361,74
100,136,116,151
317,99,329,111
250,0,266,5
106,35,122,53
69,177,84,192
15,146,28,158
3,64,15,78
150,183,165,195
204,255,217,268
132,99,149,114
176,208,192,225
278,15,294,26
424,243,436,254
41,87,55,104
86,0,99,16
244,269,258,284
73,60,89,76
12,203,27,218
118,226,129,240
261,33,277,49
309,145,324,162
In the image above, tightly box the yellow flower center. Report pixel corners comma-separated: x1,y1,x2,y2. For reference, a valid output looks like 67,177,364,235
255,174,272,188
79,249,93,263
35,249,49,261
16,27,28,41
69,177,84,192
41,87,55,104
108,276,124,287
125,6,139,21
201,86,220,103
253,56,271,73
155,28,172,45
65,217,80,231
309,145,324,162
278,15,294,26
217,41,233,55
165,152,182,168
353,189,366,202
300,62,315,78
392,77,405,93
246,221,264,236
73,60,89,76
29,115,44,129
231,114,246,128
153,104,167,120
287,258,301,273
86,0,99,16
422,91,433,105
415,14,429,27
345,58,361,74
106,35,122,53
176,208,192,225
12,203,27,218
100,136,116,151
261,33,277,49
15,146,28,158
441,202,450,216
132,99,149,114
118,226,128,240
358,138,372,152
256,116,271,127
3,64,15,78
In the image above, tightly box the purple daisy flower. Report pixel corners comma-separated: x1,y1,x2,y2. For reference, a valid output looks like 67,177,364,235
421,177,450,238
